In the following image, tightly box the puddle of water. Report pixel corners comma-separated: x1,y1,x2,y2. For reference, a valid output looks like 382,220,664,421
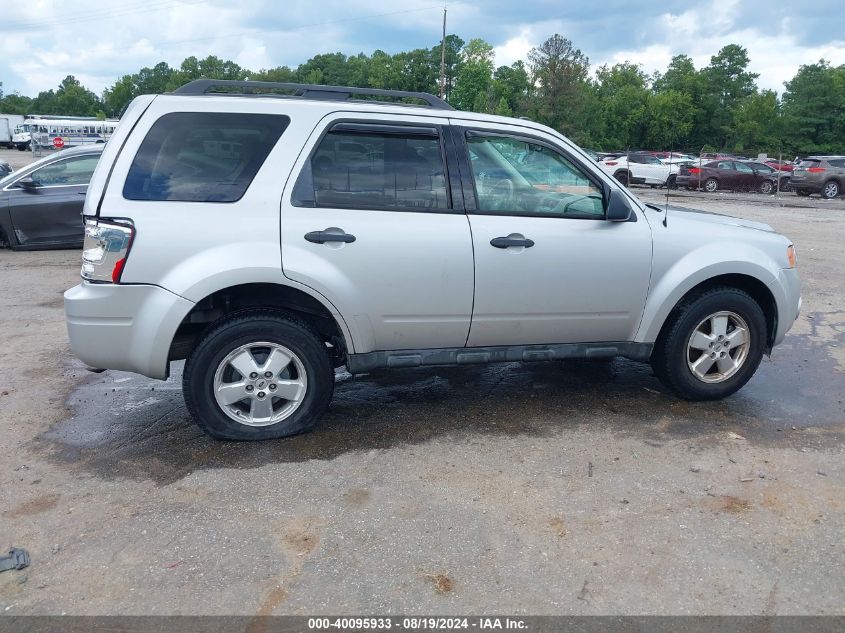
41,325,845,485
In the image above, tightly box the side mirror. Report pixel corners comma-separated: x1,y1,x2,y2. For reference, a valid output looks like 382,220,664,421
606,188,633,222
18,177,37,192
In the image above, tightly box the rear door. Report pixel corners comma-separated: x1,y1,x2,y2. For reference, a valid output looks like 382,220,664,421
281,114,474,353
714,161,737,188
454,124,652,347
6,153,98,246
732,161,757,189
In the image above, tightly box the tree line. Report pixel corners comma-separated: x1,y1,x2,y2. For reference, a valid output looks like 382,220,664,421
1,33,843,155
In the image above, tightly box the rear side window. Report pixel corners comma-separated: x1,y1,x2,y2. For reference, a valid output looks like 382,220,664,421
292,127,449,211
123,112,289,202
797,160,821,168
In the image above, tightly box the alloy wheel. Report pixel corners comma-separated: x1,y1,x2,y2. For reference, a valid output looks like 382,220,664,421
686,311,750,383
213,341,308,426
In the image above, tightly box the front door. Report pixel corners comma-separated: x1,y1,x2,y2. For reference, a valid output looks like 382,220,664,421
455,125,653,347
7,153,98,247
281,114,474,353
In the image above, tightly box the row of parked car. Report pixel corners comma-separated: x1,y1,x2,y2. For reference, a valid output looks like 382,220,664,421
592,150,845,199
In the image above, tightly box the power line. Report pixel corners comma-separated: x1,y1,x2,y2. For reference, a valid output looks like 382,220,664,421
3,0,207,31
131,1,472,50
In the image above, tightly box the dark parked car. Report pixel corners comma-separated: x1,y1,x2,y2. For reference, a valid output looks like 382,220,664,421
789,156,845,199
765,159,794,173
676,159,782,193
743,161,791,192
0,145,102,250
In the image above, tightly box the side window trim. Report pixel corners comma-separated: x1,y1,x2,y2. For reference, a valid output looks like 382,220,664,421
291,118,459,214
455,125,613,221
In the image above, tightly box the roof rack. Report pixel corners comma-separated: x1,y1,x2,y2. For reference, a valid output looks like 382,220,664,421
172,80,454,110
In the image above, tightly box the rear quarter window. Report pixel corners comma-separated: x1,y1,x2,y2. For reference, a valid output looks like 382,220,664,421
123,112,289,202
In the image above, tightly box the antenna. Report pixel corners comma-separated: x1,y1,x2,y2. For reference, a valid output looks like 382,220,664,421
439,6,447,99
664,140,673,228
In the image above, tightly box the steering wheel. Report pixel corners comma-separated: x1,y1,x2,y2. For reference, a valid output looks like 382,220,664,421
485,178,515,210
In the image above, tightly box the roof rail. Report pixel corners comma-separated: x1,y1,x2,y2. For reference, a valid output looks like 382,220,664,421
171,79,454,110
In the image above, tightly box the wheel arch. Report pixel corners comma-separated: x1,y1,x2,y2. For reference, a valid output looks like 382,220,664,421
637,259,783,353
168,281,355,366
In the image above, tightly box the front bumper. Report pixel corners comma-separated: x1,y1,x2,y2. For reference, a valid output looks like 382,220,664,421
64,282,194,379
773,267,802,347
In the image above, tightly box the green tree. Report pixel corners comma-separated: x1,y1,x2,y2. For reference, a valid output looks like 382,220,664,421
0,91,33,114
781,60,845,154
488,61,530,116
645,90,695,150
249,66,297,83
451,38,494,111
593,62,650,149
527,34,591,142
701,44,759,148
165,55,246,91
733,90,782,154
652,55,711,150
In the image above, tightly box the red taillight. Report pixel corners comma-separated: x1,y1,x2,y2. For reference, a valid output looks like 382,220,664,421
112,257,127,283
606,161,618,166
688,167,701,174
808,167,826,173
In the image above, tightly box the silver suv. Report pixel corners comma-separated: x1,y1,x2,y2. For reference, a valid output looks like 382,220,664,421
64,80,802,440
790,156,845,199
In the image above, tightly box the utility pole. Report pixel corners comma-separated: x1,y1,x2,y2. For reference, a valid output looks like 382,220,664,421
439,7,447,99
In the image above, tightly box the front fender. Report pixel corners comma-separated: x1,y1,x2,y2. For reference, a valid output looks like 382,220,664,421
635,242,788,344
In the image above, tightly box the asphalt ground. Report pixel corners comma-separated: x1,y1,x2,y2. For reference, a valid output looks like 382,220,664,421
0,156,843,616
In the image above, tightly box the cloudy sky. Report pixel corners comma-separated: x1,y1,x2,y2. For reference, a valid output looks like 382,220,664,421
2,0,844,97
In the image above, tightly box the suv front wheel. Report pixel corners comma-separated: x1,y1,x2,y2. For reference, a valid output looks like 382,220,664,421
651,287,766,400
183,310,334,440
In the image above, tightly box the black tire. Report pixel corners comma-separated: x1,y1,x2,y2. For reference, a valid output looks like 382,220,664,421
614,171,630,187
651,287,767,401
704,178,719,193
666,174,678,189
796,189,811,197
821,180,840,199
183,310,334,440
758,180,774,194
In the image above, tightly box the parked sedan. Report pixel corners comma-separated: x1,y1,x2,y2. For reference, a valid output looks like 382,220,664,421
675,159,781,193
765,159,794,173
0,145,102,250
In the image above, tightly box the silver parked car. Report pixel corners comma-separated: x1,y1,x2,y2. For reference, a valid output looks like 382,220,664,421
789,156,845,199
64,81,802,440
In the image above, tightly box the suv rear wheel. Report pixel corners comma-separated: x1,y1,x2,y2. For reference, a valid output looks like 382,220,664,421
651,287,766,400
183,310,334,440
822,180,840,199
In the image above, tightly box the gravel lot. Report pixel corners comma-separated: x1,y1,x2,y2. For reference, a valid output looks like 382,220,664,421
0,153,843,615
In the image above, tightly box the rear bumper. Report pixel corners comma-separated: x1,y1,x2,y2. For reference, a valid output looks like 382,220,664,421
64,282,194,379
787,178,823,192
